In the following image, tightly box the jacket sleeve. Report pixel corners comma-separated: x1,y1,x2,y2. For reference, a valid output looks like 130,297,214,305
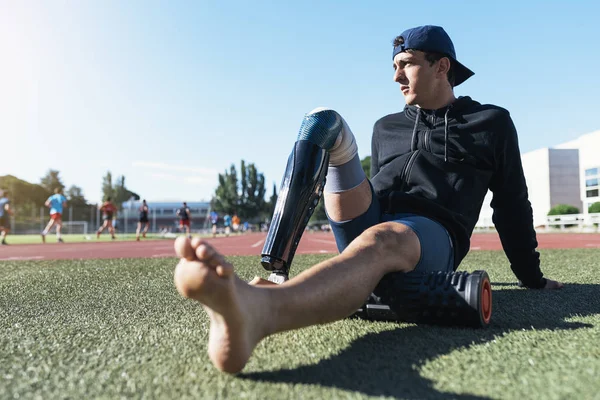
488,112,546,289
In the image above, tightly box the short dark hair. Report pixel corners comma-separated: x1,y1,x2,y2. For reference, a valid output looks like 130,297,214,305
393,36,455,87
106,197,111,201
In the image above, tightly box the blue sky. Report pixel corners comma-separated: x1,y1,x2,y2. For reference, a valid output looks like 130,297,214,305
1,0,599,203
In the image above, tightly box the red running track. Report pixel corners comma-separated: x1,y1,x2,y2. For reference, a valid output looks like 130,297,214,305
0,232,599,261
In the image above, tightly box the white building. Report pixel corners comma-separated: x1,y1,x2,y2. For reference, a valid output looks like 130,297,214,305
555,130,600,213
477,130,600,228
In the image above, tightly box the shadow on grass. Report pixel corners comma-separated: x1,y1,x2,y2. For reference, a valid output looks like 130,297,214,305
240,283,600,399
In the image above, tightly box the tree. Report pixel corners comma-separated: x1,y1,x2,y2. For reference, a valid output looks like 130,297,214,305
267,183,278,217
101,172,139,209
66,185,87,207
548,204,579,215
211,160,269,221
64,185,91,221
0,175,51,227
114,176,140,209
40,169,65,193
241,163,266,219
589,202,600,213
102,171,115,202
212,164,239,215
309,198,327,224
361,155,372,178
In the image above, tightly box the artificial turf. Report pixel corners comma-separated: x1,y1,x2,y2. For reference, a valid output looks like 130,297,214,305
1,233,172,245
1,249,599,399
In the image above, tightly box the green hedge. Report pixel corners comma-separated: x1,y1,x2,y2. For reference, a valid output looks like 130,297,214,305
589,202,600,213
547,204,580,215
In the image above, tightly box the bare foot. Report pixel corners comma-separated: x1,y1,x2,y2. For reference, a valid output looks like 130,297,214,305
173,237,272,373
248,276,279,286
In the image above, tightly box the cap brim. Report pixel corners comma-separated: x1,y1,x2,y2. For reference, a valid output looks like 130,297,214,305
453,59,474,86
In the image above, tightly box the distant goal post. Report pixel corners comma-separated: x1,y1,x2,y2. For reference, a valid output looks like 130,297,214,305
62,221,88,235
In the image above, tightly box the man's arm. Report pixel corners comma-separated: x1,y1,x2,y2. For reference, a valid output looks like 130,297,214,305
488,113,559,289
4,203,14,216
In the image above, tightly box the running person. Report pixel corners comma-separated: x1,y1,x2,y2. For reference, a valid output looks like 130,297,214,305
223,213,232,237
177,202,192,238
41,188,67,243
172,25,563,374
136,199,150,241
97,197,117,239
209,211,218,238
0,190,14,245
232,214,241,232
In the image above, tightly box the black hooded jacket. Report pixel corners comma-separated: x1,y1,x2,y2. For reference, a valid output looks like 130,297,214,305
370,96,546,289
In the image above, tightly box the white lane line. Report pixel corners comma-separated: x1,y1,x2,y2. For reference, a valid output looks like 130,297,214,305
471,247,481,250
0,256,45,261
251,239,265,248
585,244,600,247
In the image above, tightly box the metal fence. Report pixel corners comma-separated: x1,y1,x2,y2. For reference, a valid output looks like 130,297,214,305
7,206,213,235
475,213,600,232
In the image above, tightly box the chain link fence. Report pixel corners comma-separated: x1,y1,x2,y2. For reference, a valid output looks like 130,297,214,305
8,206,215,235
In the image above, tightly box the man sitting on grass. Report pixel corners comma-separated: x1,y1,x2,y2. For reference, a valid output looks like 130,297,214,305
172,25,563,374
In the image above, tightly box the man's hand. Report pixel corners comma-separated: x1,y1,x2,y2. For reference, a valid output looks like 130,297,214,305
544,279,563,290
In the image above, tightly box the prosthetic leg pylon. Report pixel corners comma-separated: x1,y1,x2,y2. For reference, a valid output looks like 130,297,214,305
260,140,329,283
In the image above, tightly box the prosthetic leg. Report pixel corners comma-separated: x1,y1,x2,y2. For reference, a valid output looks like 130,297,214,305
260,108,493,327
260,110,339,283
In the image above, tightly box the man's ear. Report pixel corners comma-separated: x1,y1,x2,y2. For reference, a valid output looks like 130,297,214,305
438,57,451,77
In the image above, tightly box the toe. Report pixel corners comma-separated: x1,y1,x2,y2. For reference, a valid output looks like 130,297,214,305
174,259,210,298
196,243,226,266
190,237,203,249
174,236,196,261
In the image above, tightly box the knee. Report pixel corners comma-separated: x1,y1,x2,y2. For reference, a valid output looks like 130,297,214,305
353,222,421,273
296,107,344,150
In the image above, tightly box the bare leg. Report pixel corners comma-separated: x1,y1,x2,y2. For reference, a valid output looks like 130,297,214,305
174,221,420,373
42,219,56,243
324,179,372,222
97,221,107,239
136,222,141,240
56,220,63,242
143,223,149,238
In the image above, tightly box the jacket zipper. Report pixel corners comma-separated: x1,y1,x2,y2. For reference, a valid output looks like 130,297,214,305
428,114,435,151
401,149,420,190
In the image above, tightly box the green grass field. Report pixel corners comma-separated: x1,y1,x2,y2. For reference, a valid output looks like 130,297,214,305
1,250,599,399
2,233,171,245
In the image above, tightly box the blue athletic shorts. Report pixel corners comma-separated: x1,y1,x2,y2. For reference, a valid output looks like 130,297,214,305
327,186,454,275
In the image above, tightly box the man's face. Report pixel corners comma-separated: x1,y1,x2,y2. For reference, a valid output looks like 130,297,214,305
393,50,440,107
